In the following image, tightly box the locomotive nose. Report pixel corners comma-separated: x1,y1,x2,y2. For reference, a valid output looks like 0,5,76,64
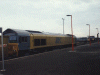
8,43,19,57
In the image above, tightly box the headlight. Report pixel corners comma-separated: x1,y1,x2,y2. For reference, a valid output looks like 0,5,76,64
13,46,14,49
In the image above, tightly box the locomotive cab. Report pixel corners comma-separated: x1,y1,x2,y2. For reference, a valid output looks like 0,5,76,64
8,36,19,57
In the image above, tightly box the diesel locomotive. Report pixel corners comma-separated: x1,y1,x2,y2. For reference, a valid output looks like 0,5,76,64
3,28,77,57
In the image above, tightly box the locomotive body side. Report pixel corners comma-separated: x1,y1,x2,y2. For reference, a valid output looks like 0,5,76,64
30,34,76,51
30,34,47,49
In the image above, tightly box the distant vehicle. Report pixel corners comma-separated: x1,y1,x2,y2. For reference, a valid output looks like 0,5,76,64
87,36,95,41
77,37,88,42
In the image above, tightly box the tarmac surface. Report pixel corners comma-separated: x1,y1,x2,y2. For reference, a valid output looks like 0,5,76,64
0,42,100,75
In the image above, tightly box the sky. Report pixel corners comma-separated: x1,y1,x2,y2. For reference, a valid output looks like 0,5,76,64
0,0,100,37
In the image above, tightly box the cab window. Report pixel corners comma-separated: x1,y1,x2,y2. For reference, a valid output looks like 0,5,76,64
9,36,17,43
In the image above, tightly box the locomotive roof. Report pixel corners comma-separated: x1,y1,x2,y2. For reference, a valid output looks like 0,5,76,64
30,32,66,36
3,28,76,38
26,30,42,33
3,28,31,36
31,32,76,37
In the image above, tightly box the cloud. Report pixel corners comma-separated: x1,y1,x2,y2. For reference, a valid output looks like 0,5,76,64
0,0,100,37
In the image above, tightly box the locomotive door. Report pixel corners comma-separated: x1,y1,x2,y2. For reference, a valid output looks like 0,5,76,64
18,36,30,50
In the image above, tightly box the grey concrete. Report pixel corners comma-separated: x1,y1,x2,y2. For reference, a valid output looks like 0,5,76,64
0,42,100,75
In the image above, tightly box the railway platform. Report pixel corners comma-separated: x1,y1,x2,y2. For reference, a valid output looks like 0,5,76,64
0,42,100,75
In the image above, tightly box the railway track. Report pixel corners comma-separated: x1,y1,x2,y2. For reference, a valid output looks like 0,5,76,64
0,41,98,61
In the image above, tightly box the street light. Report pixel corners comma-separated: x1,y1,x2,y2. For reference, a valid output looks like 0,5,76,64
0,27,6,71
86,24,91,46
62,18,65,34
66,15,74,51
96,28,99,44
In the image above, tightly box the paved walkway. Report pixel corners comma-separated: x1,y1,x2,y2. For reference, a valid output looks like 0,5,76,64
0,43,100,75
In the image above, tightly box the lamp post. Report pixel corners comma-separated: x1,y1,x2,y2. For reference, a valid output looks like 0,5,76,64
62,18,65,34
66,15,74,51
96,28,99,44
0,27,6,71
86,24,91,46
